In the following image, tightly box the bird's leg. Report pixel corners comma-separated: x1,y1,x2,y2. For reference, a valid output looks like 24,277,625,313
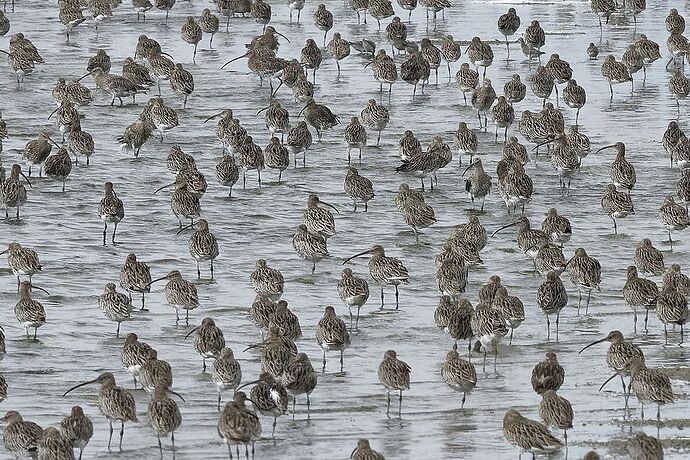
395,285,400,310
108,420,114,450
119,421,125,450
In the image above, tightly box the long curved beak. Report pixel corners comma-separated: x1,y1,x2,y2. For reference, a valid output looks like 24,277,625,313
532,138,555,151
20,172,32,188
76,71,92,82
203,112,223,123
145,277,168,289
342,249,373,265
184,326,200,340
363,60,373,68
153,182,175,195
0,249,7,256
48,107,59,120
598,372,619,392
297,105,307,117
350,448,357,459
594,144,616,154
0,49,9,56
221,53,249,69
167,388,186,402
256,105,270,116
236,379,260,391
491,221,519,237
274,30,290,43
320,201,340,213
461,162,476,177
29,284,50,296
161,51,174,59
176,223,194,235
45,135,61,148
578,337,608,354
63,378,98,397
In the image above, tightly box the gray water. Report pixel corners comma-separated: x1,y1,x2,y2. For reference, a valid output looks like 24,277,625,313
1,0,689,458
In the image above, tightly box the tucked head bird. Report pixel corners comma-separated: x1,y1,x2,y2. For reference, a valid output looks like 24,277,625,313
343,245,409,310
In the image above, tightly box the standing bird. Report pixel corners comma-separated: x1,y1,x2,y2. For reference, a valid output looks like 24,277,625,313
471,79,497,130
1,242,42,288
539,390,573,445
215,155,239,197
315,306,350,372
344,167,374,212
241,372,288,437
62,372,138,451
504,74,527,106
497,8,520,55
440,35,461,80
503,409,563,458
327,33,351,77
531,352,564,394
99,182,124,246
523,20,545,60
579,330,644,405
625,358,674,426
98,283,132,338
456,63,479,106
217,392,261,459
343,245,408,309
659,196,690,249
212,347,242,411
43,147,72,192
313,4,333,46
462,159,492,211
59,406,93,460
170,64,194,109
14,281,49,340
2,411,42,459
601,184,635,234
601,55,633,101
199,9,219,48
303,193,338,239
251,0,272,31
292,224,329,274
360,99,389,147
148,270,198,324
337,268,369,328
441,343,476,408
562,79,586,124
120,253,151,310
470,303,509,372
491,95,514,142
378,350,410,417
185,317,225,372
635,238,665,277
466,37,493,80
657,281,688,345
298,97,340,142
537,272,568,341
250,259,284,301
623,266,659,333
344,117,367,165
368,0,394,30
147,384,182,457
188,218,219,279
566,248,601,315
282,352,318,417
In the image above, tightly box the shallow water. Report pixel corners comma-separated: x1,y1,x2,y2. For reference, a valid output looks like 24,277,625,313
1,0,690,458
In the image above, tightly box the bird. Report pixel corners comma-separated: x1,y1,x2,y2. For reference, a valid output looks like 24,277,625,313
119,253,151,310
503,409,563,458
536,272,568,341
601,184,635,234
147,384,182,457
62,372,138,451
351,439,385,460
344,167,374,212
2,411,43,459
497,8,520,55
250,259,284,302
59,406,93,460
462,159,492,211
292,224,329,274
212,347,242,411
185,317,225,372
98,283,132,338
148,270,198,324
441,343,476,408
659,196,690,249
188,218,219,279
566,247,601,315
628,432,664,459
635,239,665,277
539,390,573,445
343,245,409,309
241,372,288,437
624,266,659,333
378,350,410,417
217,392,261,459
315,306,350,372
